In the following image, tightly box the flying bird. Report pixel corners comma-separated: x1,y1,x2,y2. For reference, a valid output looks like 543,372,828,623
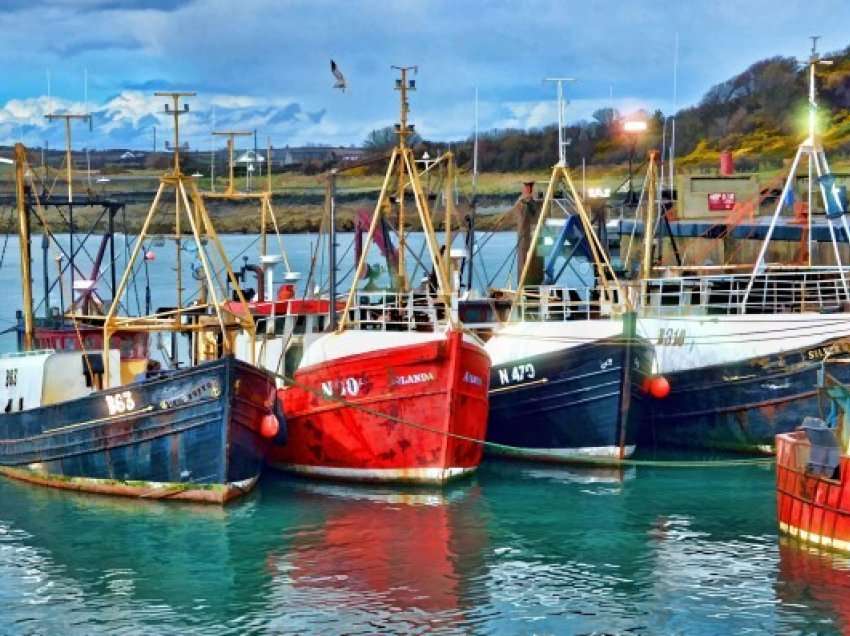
331,60,347,92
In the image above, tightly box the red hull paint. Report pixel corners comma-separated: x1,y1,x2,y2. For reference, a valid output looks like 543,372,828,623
776,431,850,552
270,330,490,484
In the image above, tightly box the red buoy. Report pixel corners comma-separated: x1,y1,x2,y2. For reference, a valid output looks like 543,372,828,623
648,376,670,399
260,413,279,438
144,250,156,261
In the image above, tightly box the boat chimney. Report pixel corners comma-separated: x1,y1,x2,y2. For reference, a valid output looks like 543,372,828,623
719,150,734,176
260,254,284,302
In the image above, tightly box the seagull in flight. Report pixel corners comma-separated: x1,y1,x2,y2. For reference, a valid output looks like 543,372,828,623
331,60,347,92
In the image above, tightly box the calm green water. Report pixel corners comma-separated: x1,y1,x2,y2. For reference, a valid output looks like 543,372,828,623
2,461,848,634
1,233,848,633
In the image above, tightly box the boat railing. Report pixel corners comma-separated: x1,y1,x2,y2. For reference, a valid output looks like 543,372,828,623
511,286,620,322
640,266,850,316
347,291,446,332
776,430,811,475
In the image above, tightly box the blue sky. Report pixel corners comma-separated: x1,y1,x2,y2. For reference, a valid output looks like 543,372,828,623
2,0,850,149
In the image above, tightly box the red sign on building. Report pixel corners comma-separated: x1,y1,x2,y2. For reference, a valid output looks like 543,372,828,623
708,192,736,211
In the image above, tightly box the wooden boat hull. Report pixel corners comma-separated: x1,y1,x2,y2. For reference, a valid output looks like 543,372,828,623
270,330,490,484
0,356,277,504
487,331,652,461
636,338,850,453
776,430,850,552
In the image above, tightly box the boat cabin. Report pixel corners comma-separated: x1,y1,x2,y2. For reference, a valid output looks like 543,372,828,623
0,349,122,413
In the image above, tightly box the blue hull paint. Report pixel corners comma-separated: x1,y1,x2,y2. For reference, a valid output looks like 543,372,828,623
0,356,275,501
486,336,652,460
636,341,850,453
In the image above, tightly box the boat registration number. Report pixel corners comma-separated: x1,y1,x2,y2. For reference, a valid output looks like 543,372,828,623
104,390,137,416
497,363,536,386
657,327,687,347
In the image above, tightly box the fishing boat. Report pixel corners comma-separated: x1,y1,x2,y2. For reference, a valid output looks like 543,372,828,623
268,68,490,483
776,368,850,552
468,81,652,462
631,42,850,453
0,94,279,503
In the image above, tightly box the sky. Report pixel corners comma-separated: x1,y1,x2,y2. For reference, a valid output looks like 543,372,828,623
2,0,850,150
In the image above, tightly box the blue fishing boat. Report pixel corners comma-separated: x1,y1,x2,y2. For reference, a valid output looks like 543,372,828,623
1,94,283,503
485,317,651,461
635,276,850,453
0,352,277,503
470,86,652,462
628,42,850,453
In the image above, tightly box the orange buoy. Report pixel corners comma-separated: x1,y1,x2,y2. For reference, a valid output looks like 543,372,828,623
648,376,670,399
260,413,279,438
277,284,295,300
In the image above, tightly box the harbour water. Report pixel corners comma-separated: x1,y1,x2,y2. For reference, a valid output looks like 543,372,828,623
2,460,849,634
1,233,849,633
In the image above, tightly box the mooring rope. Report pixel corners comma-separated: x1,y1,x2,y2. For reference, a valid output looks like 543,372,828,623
270,368,775,469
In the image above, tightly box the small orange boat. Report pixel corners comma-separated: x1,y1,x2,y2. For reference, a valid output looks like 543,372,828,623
776,371,850,551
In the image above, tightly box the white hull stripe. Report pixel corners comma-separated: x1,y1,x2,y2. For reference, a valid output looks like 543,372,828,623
487,444,636,460
270,464,476,483
779,520,850,553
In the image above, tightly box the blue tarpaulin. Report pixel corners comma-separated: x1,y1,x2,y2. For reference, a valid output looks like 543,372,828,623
820,174,848,218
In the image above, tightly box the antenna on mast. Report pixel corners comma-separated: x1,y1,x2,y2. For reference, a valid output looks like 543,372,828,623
44,111,93,202
543,77,575,166
391,65,418,148
156,91,196,174
212,130,252,195
473,87,479,195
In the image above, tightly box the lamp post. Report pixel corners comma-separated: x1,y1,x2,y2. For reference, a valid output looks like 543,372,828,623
623,119,647,206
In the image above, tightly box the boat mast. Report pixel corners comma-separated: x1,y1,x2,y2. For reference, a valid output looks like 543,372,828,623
102,92,257,378
44,111,91,299
743,38,846,308
14,143,34,350
515,78,626,310
44,112,91,204
206,129,291,269
394,65,416,292
466,87,479,293
327,168,338,330
640,152,659,281
338,66,454,331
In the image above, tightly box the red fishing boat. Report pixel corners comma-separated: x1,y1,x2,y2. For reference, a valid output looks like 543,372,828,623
272,327,489,482
776,372,850,551
267,68,491,484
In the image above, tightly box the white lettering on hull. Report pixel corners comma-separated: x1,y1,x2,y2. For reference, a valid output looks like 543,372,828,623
496,363,536,386
463,371,484,386
392,372,435,387
321,377,365,398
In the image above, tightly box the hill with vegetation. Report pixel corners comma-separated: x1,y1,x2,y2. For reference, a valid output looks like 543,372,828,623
380,45,850,175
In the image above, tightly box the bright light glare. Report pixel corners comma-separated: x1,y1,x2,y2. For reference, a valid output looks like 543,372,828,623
623,120,648,133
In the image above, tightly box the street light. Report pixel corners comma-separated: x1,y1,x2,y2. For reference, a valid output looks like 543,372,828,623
623,119,647,205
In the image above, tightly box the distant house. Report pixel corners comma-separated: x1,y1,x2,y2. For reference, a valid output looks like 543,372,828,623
235,150,266,171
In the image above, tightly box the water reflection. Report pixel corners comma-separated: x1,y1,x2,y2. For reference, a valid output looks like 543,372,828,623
776,538,850,633
2,458,850,633
265,477,490,633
